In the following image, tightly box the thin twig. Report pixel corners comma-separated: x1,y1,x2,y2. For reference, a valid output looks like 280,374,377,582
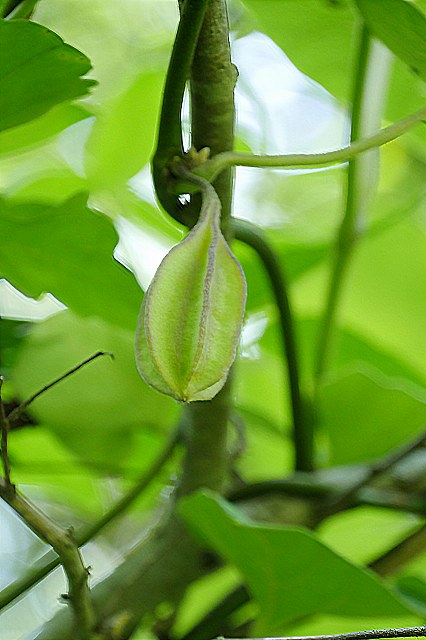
0,479,96,639
231,218,310,471
226,627,426,640
323,429,426,515
7,351,113,427
369,523,426,577
0,377,12,487
0,428,180,611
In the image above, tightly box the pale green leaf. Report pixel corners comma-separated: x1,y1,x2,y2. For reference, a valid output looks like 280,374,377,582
85,72,163,189
0,19,96,131
180,491,414,634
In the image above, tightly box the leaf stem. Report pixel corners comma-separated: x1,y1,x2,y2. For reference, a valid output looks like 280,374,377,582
192,105,426,181
231,218,311,471
0,479,96,639
0,428,179,611
228,626,426,640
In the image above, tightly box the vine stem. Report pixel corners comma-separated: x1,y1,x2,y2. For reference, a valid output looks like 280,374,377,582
227,627,426,640
231,218,311,471
192,104,426,181
152,0,209,218
0,479,97,639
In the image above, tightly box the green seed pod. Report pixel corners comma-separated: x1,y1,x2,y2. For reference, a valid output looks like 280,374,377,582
135,180,246,402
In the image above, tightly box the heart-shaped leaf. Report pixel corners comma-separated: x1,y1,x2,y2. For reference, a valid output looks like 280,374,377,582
135,181,246,402
0,19,96,131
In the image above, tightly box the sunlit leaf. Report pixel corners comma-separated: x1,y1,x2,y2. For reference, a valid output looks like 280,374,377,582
0,193,141,330
0,19,96,131
86,72,163,189
180,491,414,634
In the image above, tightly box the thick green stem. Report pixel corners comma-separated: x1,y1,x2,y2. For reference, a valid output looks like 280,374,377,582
177,0,236,495
314,27,393,382
188,0,236,234
152,0,209,218
232,218,311,471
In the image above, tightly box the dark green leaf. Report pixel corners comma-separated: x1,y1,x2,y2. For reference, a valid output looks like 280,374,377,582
180,491,414,634
355,0,426,82
0,19,96,131
0,193,141,330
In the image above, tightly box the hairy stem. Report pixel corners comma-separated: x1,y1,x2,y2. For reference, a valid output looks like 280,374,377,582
231,218,311,471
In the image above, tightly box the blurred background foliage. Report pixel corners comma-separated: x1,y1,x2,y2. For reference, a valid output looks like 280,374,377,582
0,0,426,638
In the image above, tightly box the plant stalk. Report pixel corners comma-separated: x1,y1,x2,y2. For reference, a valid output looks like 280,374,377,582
232,218,311,471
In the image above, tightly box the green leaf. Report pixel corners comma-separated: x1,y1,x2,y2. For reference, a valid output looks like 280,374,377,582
85,71,163,189
180,491,413,634
0,104,91,157
242,0,356,102
0,193,141,330
242,0,426,150
320,365,426,465
0,19,96,131
355,0,426,82
136,185,246,402
11,310,178,468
